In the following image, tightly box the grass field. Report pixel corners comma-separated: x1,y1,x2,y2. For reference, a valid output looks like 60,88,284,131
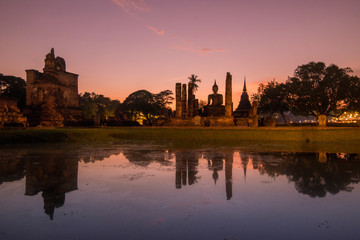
1,126,360,153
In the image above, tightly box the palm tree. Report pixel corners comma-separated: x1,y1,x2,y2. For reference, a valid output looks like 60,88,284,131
188,74,201,93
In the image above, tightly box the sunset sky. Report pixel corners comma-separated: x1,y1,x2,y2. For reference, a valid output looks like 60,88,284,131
1,0,360,104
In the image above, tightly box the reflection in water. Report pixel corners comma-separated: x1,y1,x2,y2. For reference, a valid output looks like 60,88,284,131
0,147,122,220
25,155,78,220
240,152,250,182
123,150,173,166
0,155,25,185
203,151,233,200
255,152,360,198
1,145,360,222
175,151,200,188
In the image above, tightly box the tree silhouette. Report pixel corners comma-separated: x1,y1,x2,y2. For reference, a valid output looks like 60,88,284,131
121,89,173,123
286,62,359,118
188,74,201,93
79,92,120,120
0,73,26,111
256,79,289,123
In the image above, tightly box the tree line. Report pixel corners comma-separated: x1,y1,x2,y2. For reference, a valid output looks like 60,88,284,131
255,61,360,123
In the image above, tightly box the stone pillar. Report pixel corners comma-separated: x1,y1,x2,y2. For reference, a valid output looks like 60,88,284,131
194,98,199,116
181,84,187,118
225,72,232,117
225,152,233,200
25,70,39,106
188,82,193,118
318,115,327,127
175,83,182,118
318,152,327,163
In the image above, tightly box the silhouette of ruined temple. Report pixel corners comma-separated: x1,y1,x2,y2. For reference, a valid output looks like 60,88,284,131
172,72,258,126
0,97,27,128
25,48,81,127
233,77,258,126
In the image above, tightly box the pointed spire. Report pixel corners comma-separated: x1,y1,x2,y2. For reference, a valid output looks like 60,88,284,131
243,76,247,92
212,170,219,185
243,166,247,183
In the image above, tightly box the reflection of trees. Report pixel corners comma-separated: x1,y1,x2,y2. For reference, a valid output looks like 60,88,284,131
203,151,234,200
175,151,200,188
253,152,360,198
79,148,121,163
0,154,25,185
123,150,173,167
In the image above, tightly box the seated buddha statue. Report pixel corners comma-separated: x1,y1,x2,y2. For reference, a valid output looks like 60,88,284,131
208,81,223,106
202,81,225,117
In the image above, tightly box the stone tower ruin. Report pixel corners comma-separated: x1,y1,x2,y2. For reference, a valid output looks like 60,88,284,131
25,48,81,127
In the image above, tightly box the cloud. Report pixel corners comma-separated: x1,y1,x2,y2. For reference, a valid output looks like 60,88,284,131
181,39,192,44
148,26,165,36
199,48,226,53
201,48,212,52
200,48,226,53
111,0,149,14
173,45,226,54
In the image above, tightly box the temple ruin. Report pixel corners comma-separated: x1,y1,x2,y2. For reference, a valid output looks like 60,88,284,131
25,48,81,127
172,72,258,126
0,97,27,128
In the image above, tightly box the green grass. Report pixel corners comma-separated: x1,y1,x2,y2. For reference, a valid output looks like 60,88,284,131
1,127,360,153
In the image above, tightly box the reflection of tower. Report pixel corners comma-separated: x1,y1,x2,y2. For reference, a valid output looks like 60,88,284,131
175,151,199,189
43,192,65,220
224,152,233,200
240,152,250,182
25,155,78,220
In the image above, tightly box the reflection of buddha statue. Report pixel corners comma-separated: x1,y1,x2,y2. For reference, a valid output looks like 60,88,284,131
208,81,223,106
202,80,225,117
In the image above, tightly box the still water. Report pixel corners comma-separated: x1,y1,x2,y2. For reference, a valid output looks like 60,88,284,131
1,143,360,240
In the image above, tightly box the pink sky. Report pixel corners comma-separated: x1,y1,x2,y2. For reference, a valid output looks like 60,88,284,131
1,0,359,105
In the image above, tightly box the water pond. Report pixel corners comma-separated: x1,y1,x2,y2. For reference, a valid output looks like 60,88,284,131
1,142,360,240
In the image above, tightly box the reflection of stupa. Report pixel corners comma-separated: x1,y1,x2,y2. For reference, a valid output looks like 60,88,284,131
25,156,78,220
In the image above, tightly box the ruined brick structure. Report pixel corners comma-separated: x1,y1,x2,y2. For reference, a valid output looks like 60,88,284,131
225,72,233,117
25,48,81,127
0,97,27,128
172,72,258,127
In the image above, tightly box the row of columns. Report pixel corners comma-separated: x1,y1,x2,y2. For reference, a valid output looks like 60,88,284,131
175,72,233,118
